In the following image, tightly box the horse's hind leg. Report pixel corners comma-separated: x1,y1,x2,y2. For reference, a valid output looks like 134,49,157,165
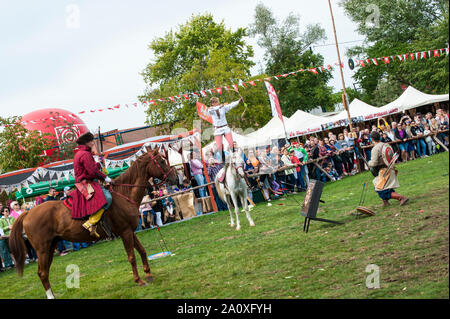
36,239,57,299
133,233,154,283
121,229,146,286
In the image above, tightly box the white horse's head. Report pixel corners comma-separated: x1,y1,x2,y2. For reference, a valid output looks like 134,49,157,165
226,149,245,178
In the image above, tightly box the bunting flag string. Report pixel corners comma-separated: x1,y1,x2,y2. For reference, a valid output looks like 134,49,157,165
0,166,76,195
3,46,447,128
104,132,200,169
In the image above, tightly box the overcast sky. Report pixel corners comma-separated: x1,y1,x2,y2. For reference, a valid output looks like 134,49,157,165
0,0,363,132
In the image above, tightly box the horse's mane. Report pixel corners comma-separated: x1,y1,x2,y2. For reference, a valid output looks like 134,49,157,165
113,152,150,186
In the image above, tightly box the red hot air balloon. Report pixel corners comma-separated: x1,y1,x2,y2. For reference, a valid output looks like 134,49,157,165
20,108,90,160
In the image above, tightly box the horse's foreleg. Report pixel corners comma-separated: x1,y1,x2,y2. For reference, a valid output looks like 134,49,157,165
121,230,146,286
230,193,241,231
241,190,255,227
225,194,235,228
133,233,154,283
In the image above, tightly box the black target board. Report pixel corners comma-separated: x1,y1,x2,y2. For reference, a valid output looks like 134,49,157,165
301,179,342,233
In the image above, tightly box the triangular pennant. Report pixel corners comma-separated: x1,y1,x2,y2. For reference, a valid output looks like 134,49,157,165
383,56,390,64
434,49,439,57
239,80,248,87
372,58,378,65
216,87,222,95
64,171,70,181
27,175,36,185
410,53,415,61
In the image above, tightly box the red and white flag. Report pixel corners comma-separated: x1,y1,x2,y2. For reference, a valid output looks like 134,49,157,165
196,102,213,124
264,81,284,124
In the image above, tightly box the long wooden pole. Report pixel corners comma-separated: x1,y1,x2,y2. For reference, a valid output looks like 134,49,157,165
327,0,353,133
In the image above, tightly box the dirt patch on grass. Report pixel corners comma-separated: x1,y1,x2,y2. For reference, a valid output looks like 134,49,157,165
217,236,237,241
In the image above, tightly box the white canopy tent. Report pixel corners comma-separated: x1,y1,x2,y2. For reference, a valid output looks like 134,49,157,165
376,86,449,115
245,115,289,142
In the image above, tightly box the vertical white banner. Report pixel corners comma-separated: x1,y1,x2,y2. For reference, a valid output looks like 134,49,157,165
264,81,284,124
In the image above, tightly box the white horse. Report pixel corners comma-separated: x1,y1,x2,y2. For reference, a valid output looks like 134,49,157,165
215,150,255,230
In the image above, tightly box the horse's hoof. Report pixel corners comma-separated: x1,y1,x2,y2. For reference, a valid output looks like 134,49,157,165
230,224,235,228
236,226,241,231
137,280,148,286
145,275,154,283
250,223,255,227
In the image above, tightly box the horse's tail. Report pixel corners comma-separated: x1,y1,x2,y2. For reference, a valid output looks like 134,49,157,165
9,211,29,277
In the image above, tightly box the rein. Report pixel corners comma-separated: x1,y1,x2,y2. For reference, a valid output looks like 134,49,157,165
108,150,174,208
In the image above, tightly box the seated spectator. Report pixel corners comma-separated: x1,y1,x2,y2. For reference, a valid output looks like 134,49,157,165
44,187,58,201
325,162,340,181
162,189,176,224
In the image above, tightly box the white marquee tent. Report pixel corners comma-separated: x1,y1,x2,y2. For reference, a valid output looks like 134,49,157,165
376,86,449,115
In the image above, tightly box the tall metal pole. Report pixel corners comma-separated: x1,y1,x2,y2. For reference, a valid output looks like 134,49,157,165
327,0,354,133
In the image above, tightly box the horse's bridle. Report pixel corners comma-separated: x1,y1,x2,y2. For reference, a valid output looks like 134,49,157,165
147,151,175,188
108,151,175,207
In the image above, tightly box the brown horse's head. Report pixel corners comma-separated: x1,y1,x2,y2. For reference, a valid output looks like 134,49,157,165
142,147,179,186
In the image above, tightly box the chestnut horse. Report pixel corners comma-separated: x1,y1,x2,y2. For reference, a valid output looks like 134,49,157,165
9,148,178,299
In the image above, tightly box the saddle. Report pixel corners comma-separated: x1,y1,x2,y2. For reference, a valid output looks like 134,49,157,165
63,196,113,238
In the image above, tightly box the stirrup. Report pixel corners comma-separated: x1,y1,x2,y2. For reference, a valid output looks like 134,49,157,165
82,221,100,238
89,225,100,238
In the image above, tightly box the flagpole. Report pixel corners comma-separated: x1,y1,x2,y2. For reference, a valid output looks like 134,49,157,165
327,0,353,133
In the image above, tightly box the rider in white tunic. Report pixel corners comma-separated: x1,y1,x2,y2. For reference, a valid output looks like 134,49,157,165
208,97,242,163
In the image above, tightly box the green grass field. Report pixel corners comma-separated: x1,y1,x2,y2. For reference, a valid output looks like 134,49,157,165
1,153,448,299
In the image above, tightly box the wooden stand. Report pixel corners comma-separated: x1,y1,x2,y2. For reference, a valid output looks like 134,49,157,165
301,180,342,233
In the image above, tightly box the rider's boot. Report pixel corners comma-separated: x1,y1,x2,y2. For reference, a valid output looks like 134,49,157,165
82,208,105,238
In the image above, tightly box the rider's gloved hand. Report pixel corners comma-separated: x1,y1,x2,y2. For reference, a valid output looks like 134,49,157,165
104,176,112,184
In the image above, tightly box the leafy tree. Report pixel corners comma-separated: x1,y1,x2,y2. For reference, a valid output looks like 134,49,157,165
341,0,449,103
248,3,335,116
0,117,54,173
139,13,267,134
